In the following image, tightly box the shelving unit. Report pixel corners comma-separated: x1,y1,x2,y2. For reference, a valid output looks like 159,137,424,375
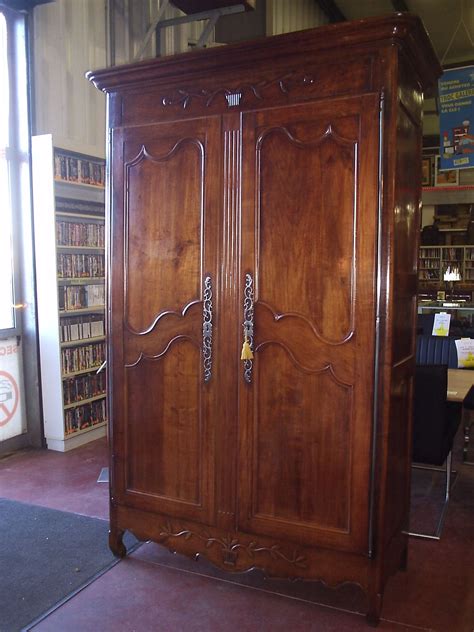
419,245,474,283
418,246,441,281
422,185,474,205
32,135,107,451
419,172,474,292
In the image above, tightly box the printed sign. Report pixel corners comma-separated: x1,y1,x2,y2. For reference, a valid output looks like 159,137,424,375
455,338,474,368
432,312,451,337
0,371,19,427
0,338,26,442
439,66,474,171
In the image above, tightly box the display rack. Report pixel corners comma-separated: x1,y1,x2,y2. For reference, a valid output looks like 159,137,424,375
419,245,474,283
422,185,474,205
32,135,107,451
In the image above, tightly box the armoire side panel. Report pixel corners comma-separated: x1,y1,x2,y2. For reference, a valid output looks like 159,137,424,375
391,104,421,367
384,86,423,547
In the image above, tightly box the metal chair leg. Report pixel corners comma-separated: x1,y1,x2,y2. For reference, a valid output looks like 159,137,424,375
405,451,454,541
463,408,474,465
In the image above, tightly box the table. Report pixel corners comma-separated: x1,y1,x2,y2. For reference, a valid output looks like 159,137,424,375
447,369,474,402
447,369,474,463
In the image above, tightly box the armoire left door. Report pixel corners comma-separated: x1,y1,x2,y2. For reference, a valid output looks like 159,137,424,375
109,116,222,527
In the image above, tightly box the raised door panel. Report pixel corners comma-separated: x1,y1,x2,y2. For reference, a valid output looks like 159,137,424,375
110,118,220,525
238,95,380,554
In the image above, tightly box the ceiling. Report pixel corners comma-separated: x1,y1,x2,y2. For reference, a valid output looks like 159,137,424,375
324,0,474,65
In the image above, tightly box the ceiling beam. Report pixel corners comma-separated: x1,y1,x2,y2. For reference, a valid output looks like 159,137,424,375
390,0,410,12
314,0,346,23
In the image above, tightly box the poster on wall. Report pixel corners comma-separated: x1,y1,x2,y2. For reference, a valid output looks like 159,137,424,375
455,338,474,368
439,66,474,171
0,337,26,442
432,312,451,337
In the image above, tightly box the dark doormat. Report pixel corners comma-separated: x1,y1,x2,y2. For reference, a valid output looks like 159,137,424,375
0,498,139,632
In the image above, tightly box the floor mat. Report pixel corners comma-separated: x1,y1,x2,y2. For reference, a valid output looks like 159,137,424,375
0,498,137,632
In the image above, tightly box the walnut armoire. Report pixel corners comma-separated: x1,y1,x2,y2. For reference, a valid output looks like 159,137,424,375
88,14,441,625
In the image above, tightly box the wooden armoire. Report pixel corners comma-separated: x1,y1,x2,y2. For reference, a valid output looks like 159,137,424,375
88,14,440,624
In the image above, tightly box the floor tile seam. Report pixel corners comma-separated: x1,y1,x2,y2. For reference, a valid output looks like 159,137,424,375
379,618,434,632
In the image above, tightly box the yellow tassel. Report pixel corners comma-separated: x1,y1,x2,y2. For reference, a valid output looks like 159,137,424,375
241,338,254,360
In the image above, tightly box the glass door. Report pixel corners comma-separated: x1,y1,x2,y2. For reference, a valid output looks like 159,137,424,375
0,12,16,334
0,7,41,450
0,10,26,443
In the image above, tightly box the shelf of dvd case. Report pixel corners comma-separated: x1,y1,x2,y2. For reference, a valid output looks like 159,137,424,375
59,314,105,343
55,179,105,191
59,285,104,310
58,277,105,285
65,419,107,438
64,419,107,438
57,253,105,279
61,339,105,374
58,276,105,285
62,365,105,379
64,397,106,435
59,306,105,316
63,371,106,404
61,335,106,348
54,147,105,188
56,211,105,221
57,247,104,256
32,134,108,451
64,393,106,411
56,218,104,248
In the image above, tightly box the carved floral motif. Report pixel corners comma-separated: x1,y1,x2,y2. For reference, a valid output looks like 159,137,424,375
161,72,315,109
159,522,307,569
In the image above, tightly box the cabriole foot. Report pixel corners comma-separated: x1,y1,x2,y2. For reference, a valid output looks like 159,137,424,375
109,527,127,558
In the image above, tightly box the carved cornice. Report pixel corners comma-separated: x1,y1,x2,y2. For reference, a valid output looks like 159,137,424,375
161,72,315,110
159,522,307,569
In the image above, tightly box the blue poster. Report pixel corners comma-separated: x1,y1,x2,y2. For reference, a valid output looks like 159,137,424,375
439,66,474,171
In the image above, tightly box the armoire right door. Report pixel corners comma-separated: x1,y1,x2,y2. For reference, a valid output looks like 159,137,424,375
238,94,381,555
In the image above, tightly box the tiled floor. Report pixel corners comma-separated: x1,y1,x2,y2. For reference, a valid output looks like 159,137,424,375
0,438,108,520
1,438,473,631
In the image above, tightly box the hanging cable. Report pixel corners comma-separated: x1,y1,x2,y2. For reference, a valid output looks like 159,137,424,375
440,0,474,65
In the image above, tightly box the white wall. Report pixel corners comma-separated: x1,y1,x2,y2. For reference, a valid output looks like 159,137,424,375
33,0,107,158
31,0,218,157
267,0,327,35
31,0,442,159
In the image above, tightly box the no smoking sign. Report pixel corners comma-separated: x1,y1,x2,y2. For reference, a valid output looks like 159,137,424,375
0,370,19,427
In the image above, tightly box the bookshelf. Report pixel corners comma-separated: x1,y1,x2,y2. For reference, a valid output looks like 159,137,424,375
32,135,107,451
419,245,474,284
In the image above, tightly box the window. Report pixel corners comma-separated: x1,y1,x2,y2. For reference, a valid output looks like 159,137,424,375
0,5,33,446
0,12,15,331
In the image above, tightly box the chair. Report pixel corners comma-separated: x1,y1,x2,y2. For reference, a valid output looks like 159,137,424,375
461,384,474,465
416,313,435,336
416,334,459,368
407,364,461,540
